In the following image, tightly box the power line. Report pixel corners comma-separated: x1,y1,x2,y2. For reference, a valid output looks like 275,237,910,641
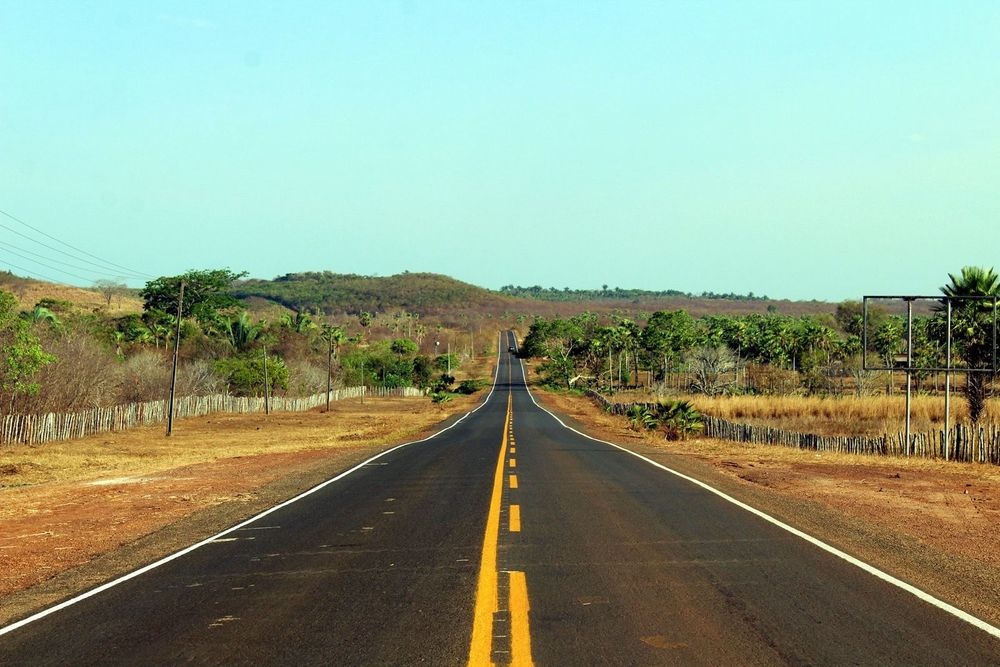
0,207,153,279
0,240,129,281
0,246,109,283
0,218,148,280
0,260,73,287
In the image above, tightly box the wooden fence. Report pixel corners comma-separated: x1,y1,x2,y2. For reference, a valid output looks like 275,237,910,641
0,386,425,447
586,391,1000,465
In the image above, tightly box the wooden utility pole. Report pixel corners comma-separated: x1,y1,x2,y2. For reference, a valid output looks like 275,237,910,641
166,281,185,436
326,331,333,412
263,342,270,415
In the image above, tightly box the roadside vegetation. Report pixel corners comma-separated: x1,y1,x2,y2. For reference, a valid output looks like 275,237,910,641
0,269,492,419
520,266,1000,435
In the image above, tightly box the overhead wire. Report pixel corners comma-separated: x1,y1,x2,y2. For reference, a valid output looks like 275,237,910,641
0,207,153,280
0,259,73,286
0,245,110,283
0,240,131,280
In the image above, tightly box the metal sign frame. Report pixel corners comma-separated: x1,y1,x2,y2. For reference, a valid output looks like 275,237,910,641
862,295,998,373
862,294,998,460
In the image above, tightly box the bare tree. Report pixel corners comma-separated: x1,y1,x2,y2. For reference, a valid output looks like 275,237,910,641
686,346,738,396
94,279,126,308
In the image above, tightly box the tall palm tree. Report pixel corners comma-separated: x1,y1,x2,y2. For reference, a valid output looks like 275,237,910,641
939,266,1000,423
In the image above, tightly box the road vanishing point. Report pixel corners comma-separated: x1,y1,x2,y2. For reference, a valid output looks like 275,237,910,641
2,332,999,665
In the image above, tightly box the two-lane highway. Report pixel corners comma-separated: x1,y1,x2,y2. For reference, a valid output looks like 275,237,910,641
2,331,999,665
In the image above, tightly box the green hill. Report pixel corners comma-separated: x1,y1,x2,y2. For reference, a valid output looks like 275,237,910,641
234,271,513,316
234,271,834,321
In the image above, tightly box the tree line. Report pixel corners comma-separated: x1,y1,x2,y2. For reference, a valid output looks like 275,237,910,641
0,269,473,417
499,284,768,302
520,267,1000,423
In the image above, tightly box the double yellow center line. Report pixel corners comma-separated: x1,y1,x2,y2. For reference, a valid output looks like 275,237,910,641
468,393,534,666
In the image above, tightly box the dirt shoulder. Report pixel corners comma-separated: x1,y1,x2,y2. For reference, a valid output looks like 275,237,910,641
530,386,1000,629
0,393,481,627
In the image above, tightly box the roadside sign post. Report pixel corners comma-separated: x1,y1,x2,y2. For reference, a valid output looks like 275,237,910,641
864,295,998,459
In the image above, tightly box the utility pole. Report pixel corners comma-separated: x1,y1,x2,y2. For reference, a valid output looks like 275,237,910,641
166,281,185,437
263,342,270,415
905,298,913,456
326,330,333,412
945,300,952,461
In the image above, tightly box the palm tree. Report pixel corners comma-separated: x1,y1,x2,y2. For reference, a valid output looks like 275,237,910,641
227,312,264,352
939,266,1000,423
280,310,315,334
321,324,347,360
111,331,127,357
21,306,61,329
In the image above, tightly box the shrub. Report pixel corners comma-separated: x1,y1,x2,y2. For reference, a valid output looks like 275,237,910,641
456,378,486,395
656,400,703,440
430,391,453,404
434,373,455,392
119,350,171,403
626,404,658,431
214,353,289,397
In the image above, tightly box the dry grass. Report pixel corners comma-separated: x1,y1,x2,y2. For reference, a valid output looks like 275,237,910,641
0,394,480,493
0,275,143,313
607,389,1000,437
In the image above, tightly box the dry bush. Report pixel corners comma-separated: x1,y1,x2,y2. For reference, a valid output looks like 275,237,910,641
272,329,317,367
287,360,328,396
16,332,120,413
175,359,225,396
746,363,800,395
118,350,172,404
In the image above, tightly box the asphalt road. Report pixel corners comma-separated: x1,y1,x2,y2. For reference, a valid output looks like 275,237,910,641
2,331,999,665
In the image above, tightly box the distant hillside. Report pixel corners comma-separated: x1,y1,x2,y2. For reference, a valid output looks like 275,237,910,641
0,269,838,324
499,285,767,302
234,271,514,316
0,271,143,313
234,271,835,321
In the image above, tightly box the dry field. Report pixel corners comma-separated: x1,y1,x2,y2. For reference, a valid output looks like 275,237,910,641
526,370,1000,628
610,390,1000,436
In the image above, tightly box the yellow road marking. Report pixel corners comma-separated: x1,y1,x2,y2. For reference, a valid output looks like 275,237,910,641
509,458,516,468
509,571,534,665
509,474,518,489
468,394,512,666
510,504,521,532
510,447,516,454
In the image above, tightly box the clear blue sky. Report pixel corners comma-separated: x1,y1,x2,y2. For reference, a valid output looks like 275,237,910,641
2,2,998,301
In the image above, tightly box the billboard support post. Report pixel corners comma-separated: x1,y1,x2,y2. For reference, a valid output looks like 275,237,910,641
945,300,952,461
864,295,998,460
905,298,914,456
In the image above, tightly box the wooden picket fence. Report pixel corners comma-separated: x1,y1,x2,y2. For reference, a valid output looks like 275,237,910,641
587,391,1000,465
0,386,425,447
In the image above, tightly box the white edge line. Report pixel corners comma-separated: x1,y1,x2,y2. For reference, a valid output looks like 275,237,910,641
0,333,508,637
512,342,1000,641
